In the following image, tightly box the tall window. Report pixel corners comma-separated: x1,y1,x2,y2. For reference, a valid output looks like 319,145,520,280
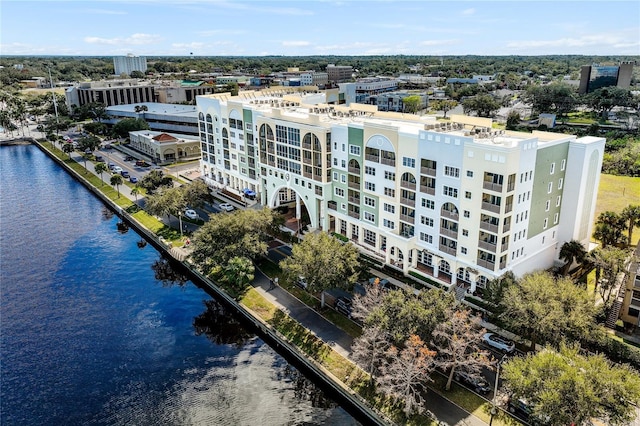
444,166,460,178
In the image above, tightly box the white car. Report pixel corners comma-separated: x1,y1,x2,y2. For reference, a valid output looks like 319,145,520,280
112,166,123,174
483,332,516,353
184,209,198,220
219,203,235,212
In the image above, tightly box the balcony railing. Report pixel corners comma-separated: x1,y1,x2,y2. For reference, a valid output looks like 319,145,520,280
439,244,457,256
365,154,379,162
483,181,503,192
348,181,360,189
501,240,509,252
400,214,415,224
348,211,360,219
505,203,513,213
503,222,511,233
328,201,337,210
400,181,416,190
348,196,360,204
420,185,436,196
303,171,312,178
480,221,499,233
421,166,436,176
477,259,495,270
482,202,501,214
302,142,312,150
400,197,415,207
478,240,497,252
440,227,458,239
348,166,361,174
381,158,396,167
303,157,312,165
441,210,459,221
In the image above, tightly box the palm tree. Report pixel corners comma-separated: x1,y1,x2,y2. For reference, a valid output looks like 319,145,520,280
593,211,627,248
110,174,123,198
621,205,640,246
94,162,107,185
130,185,140,202
219,256,255,295
559,240,587,275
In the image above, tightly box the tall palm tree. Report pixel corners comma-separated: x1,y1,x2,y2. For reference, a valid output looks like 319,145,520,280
94,162,107,185
593,211,627,248
559,240,587,275
110,174,123,198
62,143,74,158
130,186,140,202
621,205,640,246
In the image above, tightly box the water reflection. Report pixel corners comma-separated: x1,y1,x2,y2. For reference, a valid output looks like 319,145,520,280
151,256,189,287
193,299,255,347
101,207,114,221
281,364,342,410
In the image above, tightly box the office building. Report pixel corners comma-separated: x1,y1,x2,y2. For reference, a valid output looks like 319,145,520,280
104,103,199,136
128,130,200,164
578,62,635,94
113,54,147,76
196,91,605,294
327,64,353,83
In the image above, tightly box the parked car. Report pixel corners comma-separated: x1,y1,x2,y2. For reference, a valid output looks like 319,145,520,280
184,209,198,220
125,155,135,161
129,176,138,184
108,163,116,170
367,277,399,292
295,276,308,290
507,398,550,425
219,203,235,212
112,166,123,174
483,332,516,353
453,371,491,394
334,297,353,318
94,155,104,162
120,170,130,178
135,160,150,167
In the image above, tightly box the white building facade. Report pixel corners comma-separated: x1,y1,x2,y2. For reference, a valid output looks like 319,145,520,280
113,54,147,76
196,92,605,294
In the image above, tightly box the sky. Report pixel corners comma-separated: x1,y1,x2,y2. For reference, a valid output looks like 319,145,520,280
1,0,639,57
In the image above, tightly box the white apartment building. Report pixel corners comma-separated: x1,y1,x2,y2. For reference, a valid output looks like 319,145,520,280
113,54,147,76
196,92,605,294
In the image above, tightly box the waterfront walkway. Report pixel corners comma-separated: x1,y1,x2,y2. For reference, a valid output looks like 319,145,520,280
32,138,488,426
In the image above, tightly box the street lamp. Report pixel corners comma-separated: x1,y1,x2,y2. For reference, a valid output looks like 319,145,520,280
489,354,508,426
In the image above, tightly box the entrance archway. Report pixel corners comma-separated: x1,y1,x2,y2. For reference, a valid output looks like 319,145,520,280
268,185,314,233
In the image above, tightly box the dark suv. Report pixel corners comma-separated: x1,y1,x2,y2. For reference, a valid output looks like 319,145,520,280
334,297,352,318
453,371,491,394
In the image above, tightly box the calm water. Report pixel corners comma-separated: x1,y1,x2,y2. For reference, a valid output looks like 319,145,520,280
0,144,357,425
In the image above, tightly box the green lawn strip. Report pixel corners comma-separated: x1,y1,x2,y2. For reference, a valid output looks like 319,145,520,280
429,373,522,426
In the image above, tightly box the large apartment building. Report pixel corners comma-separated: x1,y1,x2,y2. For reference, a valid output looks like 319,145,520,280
196,91,605,293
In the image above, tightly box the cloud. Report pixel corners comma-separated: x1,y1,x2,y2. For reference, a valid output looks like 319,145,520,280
282,41,311,47
506,30,639,50
84,33,162,46
420,39,459,46
461,8,476,16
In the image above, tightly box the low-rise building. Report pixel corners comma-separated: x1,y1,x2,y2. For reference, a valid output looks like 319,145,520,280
105,103,199,136
129,130,200,164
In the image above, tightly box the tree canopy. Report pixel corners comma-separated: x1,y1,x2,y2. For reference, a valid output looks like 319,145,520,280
111,117,150,138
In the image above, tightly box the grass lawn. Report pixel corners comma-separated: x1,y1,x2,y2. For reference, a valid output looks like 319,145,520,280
595,174,640,245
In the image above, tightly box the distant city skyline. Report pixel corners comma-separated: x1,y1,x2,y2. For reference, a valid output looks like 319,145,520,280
1,0,639,57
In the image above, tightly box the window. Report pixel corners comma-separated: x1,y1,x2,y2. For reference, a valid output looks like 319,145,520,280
364,197,375,207
383,219,395,230
545,200,550,211
341,174,346,183
364,212,375,222
561,159,566,171
444,166,460,178
365,166,376,176
466,170,474,178
365,182,375,191
543,218,548,229
402,157,415,168
461,247,467,254
556,195,561,207
420,233,433,243
349,145,361,156
384,187,395,197
333,172,338,181
548,182,553,193
341,160,346,168
335,188,345,197
384,171,396,181
421,216,434,226
558,178,563,190
550,162,555,174
333,158,338,166
364,229,376,245
342,144,346,152
465,191,472,199
443,186,458,198
464,210,470,218
554,213,559,224
422,199,435,209
383,203,395,213
462,229,469,237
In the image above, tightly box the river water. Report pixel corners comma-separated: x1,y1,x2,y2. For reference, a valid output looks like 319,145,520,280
0,144,357,425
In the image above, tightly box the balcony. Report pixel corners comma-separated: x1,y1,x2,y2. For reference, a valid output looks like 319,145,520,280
302,142,312,150
401,180,416,190
421,166,436,176
501,240,509,252
479,240,497,252
440,227,458,239
480,221,499,233
441,210,459,221
439,244,457,256
400,197,415,207
303,157,312,165
348,211,360,219
420,185,436,196
381,157,396,167
477,259,495,270
400,214,415,224
503,222,511,233
348,196,360,204
348,181,360,189
483,181,503,192
366,154,379,162
505,203,513,214
303,170,312,178
328,201,337,210
348,166,361,174
482,202,501,214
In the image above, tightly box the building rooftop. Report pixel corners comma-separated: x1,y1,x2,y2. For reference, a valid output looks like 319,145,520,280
106,102,197,116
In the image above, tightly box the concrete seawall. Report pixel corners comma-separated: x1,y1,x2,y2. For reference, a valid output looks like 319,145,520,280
32,140,390,426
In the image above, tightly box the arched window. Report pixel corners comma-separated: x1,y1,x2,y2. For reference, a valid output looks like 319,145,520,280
439,260,451,274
